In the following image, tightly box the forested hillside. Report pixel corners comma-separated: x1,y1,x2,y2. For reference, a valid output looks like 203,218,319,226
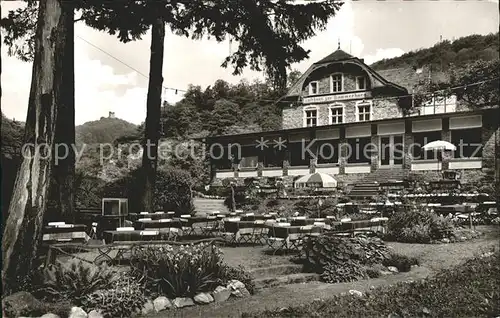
75,117,138,145
371,32,498,71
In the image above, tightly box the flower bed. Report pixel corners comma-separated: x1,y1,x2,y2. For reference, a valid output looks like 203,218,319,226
6,241,254,317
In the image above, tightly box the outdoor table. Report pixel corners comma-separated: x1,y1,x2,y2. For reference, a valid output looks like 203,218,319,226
44,224,86,233
290,219,316,226
240,214,275,221
103,229,170,243
43,224,89,243
134,219,183,230
128,212,172,221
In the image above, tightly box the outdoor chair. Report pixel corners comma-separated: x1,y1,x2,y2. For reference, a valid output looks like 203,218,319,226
220,221,239,245
287,232,302,251
251,220,268,245
266,225,289,255
238,227,255,244
180,218,195,237
200,216,219,237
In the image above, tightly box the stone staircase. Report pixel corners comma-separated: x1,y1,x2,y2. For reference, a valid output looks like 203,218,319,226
250,264,320,291
193,198,229,216
347,168,408,200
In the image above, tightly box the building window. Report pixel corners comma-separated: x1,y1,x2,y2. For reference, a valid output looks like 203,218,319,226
330,74,343,92
329,104,344,124
212,145,232,169
316,139,340,164
356,101,371,122
356,76,366,90
309,81,318,95
346,137,372,164
237,145,258,168
412,131,441,160
304,107,318,127
263,147,285,168
451,128,482,158
289,142,310,166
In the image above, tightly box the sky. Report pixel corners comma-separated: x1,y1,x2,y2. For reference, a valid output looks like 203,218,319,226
1,1,498,125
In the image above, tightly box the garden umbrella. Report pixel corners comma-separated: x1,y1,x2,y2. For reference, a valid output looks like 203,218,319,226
422,140,457,175
422,140,457,151
294,172,338,188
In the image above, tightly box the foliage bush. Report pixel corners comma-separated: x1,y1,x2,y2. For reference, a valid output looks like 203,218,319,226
243,251,500,318
81,273,147,318
385,208,456,243
302,235,392,283
219,264,255,295
129,242,224,298
383,253,419,272
33,258,119,305
320,260,369,283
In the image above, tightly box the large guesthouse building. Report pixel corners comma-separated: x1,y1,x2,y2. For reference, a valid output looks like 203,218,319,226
204,48,499,187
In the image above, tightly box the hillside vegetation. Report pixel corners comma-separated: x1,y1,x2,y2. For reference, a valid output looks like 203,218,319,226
75,117,138,145
371,32,498,71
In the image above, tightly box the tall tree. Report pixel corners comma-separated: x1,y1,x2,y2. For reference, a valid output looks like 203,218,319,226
1,0,74,292
2,1,76,224
141,14,165,212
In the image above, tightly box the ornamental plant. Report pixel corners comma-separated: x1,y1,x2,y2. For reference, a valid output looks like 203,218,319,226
130,242,225,298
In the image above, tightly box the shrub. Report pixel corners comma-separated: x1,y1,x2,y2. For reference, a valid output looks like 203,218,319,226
383,253,419,272
81,273,147,318
386,208,456,243
219,265,255,294
320,260,369,283
129,242,224,298
302,235,391,283
154,167,194,215
33,259,119,305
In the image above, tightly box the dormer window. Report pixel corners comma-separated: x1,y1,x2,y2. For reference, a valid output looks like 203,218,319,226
309,81,318,95
356,76,366,90
330,74,343,92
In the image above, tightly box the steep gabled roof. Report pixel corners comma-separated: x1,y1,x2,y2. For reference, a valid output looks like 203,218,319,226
314,49,355,64
279,50,409,102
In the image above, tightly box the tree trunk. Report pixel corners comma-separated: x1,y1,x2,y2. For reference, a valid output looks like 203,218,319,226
140,17,165,213
2,0,73,293
49,2,75,223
